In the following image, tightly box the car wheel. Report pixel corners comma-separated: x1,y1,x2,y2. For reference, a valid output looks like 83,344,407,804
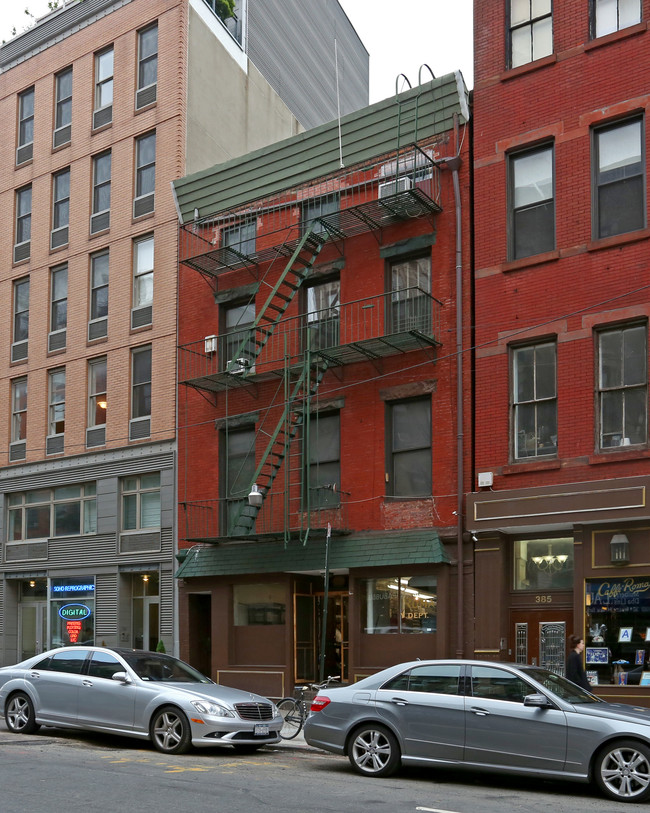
594,739,650,803
5,692,40,735
150,706,192,755
233,744,263,754
348,724,400,777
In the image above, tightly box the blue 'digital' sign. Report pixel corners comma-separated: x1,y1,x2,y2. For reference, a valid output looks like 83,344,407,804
58,603,91,620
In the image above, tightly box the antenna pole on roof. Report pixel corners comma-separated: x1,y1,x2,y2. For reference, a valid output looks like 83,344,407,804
335,39,344,168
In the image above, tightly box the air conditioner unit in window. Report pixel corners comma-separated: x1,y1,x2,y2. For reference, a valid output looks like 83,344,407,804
204,335,218,354
378,176,412,199
226,357,253,375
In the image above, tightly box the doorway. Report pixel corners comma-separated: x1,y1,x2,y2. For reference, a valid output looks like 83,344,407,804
19,602,47,660
511,609,572,674
294,591,348,683
187,594,212,677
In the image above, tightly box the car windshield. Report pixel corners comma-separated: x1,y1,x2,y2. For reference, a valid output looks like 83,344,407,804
520,666,602,704
119,651,213,684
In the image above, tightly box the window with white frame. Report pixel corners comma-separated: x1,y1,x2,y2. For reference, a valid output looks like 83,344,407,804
390,256,431,333
509,0,553,69
133,235,154,322
512,341,557,459
122,473,161,531
17,87,34,164
51,168,70,247
306,411,340,509
48,368,66,436
49,265,67,351
223,300,256,369
598,323,647,448
387,397,432,497
592,0,641,38
88,357,107,428
306,277,340,350
94,47,113,128
54,68,72,147
131,345,152,420
91,151,111,233
134,131,155,216
223,220,256,256
593,117,644,240
89,251,109,339
509,144,554,259
15,186,32,260
136,23,158,108
11,377,27,443
7,483,96,541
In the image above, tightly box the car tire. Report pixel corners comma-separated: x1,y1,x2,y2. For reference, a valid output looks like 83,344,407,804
594,739,650,803
348,723,400,777
5,692,40,735
233,744,263,754
150,705,192,755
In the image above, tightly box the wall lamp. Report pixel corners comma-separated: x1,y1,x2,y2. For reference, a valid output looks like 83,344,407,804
610,533,630,565
248,483,263,507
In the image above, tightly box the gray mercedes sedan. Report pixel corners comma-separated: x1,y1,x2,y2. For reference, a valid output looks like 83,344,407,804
0,646,281,755
303,659,650,803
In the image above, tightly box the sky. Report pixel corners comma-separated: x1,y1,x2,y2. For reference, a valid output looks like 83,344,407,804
0,0,474,98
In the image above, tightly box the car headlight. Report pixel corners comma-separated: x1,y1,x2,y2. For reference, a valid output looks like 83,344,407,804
190,700,235,718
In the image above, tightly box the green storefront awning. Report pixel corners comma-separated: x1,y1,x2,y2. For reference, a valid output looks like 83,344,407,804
175,530,450,579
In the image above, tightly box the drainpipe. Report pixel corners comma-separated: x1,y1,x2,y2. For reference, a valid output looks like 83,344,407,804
434,114,464,658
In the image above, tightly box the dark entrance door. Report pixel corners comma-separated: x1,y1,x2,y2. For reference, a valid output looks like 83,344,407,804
188,593,212,677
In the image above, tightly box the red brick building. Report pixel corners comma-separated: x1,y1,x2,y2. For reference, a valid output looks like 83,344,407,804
173,75,472,696
469,0,650,701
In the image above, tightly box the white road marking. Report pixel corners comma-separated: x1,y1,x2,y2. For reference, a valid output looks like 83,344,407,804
416,807,462,813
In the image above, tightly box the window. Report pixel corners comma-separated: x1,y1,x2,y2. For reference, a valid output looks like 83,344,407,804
48,368,66,436
390,256,431,333
15,186,32,262
360,577,437,634
89,250,109,339
88,357,107,427
382,663,459,693
306,278,340,350
87,651,123,680
223,301,256,370
7,483,97,540
512,342,557,459
509,144,554,259
136,23,158,108
134,131,155,216
513,538,574,590
132,235,154,328
509,0,553,69
13,278,30,360
307,412,340,509
49,265,68,351
301,193,339,236
387,398,431,497
131,345,152,440
470,665,532,703
598,323,647,448
593,117,644,240
54,68,72,147
223,427,256,532
17,87,34,164
122,473,161,530
91,151,111,233
11,377,27,443
223,220,256,256
51,168,70,248
592,0,641,38
94,47,113,128
233,584,286,626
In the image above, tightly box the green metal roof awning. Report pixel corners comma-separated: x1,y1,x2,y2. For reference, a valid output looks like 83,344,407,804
175,530,450,579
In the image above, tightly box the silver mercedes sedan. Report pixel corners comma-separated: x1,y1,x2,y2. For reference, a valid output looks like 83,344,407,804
303,659,650,803
0,646,281,755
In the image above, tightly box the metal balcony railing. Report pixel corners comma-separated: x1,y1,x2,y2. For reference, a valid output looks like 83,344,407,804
178,287,442,392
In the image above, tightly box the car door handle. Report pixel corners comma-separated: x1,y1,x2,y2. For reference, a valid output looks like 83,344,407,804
82,680,93,687
470,706,490,716
390,697,409,706
29,672,40,679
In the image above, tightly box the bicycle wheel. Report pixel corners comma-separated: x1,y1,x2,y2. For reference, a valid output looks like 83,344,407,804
277,698,303,739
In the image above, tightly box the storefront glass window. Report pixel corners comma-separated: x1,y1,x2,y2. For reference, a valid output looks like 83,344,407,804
584,576,650,687
513,538,574,590
360,576,437,634
50,578,95,647
233,583,286,626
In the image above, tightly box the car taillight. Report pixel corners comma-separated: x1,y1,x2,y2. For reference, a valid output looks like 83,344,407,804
310,695,331,712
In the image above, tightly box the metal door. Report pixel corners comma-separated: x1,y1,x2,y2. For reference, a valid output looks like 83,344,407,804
19,602,47,660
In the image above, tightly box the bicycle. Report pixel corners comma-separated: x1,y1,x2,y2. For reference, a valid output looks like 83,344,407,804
277,675,340,739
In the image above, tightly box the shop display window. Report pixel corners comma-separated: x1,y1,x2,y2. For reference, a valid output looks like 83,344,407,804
360,576,437,634
513,538,574,590
233,583,286,626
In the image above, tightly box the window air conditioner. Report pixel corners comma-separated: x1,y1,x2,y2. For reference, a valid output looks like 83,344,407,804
226,358,253,375
378,176,413,199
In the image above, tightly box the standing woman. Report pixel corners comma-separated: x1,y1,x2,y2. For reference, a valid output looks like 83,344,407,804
566,634,591,690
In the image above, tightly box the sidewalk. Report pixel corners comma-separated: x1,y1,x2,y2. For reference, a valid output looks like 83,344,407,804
274,727,311,750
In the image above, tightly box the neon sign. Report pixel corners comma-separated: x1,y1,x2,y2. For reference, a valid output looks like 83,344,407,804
58,603,92,620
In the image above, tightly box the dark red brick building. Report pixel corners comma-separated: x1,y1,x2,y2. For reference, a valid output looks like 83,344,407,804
172,75,472,697
469,0,650,702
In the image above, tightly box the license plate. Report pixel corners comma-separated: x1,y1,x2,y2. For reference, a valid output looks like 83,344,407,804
254,724,269,736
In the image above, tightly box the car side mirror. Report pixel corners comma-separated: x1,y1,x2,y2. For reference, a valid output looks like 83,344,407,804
523,693,552,708
111,671,132,684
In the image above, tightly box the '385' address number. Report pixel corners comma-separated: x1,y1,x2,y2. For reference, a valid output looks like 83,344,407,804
535,595,552,603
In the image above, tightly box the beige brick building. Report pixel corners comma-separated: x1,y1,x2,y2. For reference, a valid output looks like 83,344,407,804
0,0,367,665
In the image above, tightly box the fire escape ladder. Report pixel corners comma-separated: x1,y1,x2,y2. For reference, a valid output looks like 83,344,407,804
229,357,330,536
225,224,328,374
